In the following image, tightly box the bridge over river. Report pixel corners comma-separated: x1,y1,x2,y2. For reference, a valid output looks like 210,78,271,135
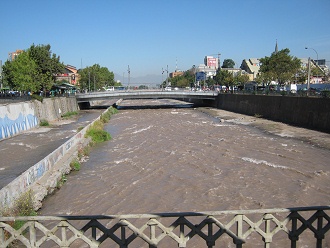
76,90,218,108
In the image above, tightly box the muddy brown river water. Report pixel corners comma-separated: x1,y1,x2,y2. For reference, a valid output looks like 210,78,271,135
39,99,330,247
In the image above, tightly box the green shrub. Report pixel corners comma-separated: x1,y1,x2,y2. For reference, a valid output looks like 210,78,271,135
100,107,118,123
31,94,43,102
109,106,118,115
0,190,37,234
321,90,330,98
85,107,117,144
70,159,81,171
56,174,67,189
39,119,49,126
86,125,111,143
61,111,78,118
78,146,90,159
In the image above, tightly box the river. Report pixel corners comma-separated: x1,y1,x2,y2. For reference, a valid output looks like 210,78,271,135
39,99,330,247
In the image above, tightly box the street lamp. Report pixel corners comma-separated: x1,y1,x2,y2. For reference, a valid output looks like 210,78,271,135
305,47,319,83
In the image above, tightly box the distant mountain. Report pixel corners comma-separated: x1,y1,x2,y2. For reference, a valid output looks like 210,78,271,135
114,73,163,87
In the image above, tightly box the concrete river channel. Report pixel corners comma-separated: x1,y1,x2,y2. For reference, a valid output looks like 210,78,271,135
35,99,330,247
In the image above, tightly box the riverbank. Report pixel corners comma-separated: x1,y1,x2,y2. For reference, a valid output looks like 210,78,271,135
199,107,330,150
0,107,115,211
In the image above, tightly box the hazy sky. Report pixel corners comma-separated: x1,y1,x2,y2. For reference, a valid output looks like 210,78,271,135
1,0,329,78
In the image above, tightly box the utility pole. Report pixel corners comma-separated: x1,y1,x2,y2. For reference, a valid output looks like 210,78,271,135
166,65,169,87
127,65,130,91
0,60,2,89
88,70,90,93
307,57,311,96
161,68,164,90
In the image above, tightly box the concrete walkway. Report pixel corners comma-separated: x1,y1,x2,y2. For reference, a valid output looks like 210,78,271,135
0,109,104,189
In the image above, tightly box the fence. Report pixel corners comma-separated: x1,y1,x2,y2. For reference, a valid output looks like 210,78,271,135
1,206,329,247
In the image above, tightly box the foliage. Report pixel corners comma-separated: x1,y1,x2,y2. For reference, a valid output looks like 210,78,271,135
214,69,234,86
259,48,301,85
138,85,149,89
78,64,115,91
0,190,37,235
70,159,81,171
321,90,330,98
86,122,111,143
2,51,39,92
31,94,44,102
78,146,90,160
222,59,235,68
2,44,65,92
61,111,78,118
234,71,249,85
39,119,49,126
85,107,117,143
56,174,67,189
165,70,194,88
108,106,119,115
28,44,65,92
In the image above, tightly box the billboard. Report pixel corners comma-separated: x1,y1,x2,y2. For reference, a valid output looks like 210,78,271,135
207,57,218,68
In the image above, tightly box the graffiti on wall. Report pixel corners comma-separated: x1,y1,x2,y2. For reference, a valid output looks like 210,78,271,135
0,103,38,140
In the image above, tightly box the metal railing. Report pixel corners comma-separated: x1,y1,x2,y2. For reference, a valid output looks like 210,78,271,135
1,206,329,247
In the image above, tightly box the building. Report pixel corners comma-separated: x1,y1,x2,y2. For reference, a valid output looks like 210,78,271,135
240,58,260,81
204,56,219,70
221,68,249,77
54,65,79,85
196,64,216,79
8,50,24,61
169,71,184,78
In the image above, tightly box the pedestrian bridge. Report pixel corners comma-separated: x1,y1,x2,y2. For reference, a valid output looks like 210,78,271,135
76,90,218,103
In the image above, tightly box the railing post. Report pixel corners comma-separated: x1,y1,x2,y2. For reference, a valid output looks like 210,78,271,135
235,214,244,248
289,211,298,248
0,225,5,248
316,210,324,248
120,219,128,248
148,219,157,248
206,219,215,248
30,221,37,248
60,221,70,248
263,214,273,248
179,221,187,248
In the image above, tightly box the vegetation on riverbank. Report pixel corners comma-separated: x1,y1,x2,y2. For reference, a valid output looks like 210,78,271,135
39,119,49,126
0,190,36,240
0,106,118,227
61,111,78,118
85,107,118,144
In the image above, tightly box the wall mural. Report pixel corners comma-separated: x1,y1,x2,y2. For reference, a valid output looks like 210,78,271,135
0,103,38,140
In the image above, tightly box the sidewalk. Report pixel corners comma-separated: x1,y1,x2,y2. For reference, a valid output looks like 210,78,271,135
0,109,104,189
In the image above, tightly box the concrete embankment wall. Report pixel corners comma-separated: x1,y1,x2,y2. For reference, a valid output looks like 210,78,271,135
215,94,330,132
0,97,86,210
0,97,78,140
0,106,107,210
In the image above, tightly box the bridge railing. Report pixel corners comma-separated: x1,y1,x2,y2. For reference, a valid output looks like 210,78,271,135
1,206,329,247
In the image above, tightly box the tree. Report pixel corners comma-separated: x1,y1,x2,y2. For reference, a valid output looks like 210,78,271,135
78,64,115,91
28,44,65,92
214,68,233,86
222,59,235,68
165,70,194,88
259,48,301,85
2,51,39,92
234,71,249,86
